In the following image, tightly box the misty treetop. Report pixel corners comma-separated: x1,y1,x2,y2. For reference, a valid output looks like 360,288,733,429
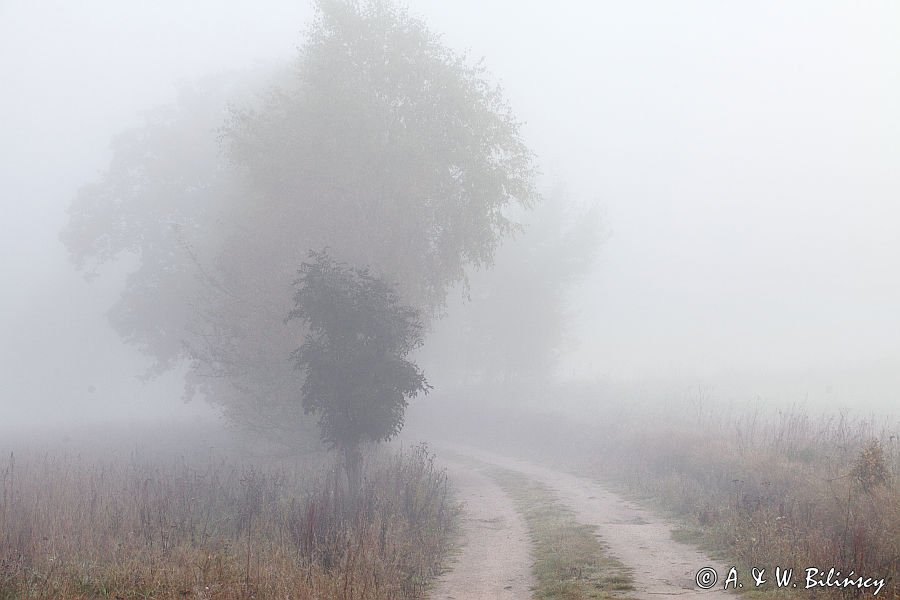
60,0,538,441
226,0,538,308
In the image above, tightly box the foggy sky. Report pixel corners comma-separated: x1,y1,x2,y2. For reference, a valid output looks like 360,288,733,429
1,0,898,429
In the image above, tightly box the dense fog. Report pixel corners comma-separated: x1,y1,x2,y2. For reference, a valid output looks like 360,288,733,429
1,0,898,436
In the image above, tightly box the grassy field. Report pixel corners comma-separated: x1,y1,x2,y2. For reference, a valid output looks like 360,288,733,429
0,426,457,600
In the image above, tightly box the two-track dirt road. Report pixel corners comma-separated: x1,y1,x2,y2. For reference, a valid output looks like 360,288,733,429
428,445,733,600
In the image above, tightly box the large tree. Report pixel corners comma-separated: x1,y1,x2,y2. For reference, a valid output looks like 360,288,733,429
289,250,429,492
61,0,537,442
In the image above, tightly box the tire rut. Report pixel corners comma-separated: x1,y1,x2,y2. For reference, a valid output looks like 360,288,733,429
428,459,535,599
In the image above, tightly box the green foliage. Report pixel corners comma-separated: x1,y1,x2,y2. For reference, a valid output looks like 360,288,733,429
288,250,430,451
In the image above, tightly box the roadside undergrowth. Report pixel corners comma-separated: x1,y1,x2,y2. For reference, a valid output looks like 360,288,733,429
594,412,900,600
0,438,456,600
488,466,635,600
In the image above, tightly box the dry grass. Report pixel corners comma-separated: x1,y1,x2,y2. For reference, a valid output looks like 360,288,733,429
0,432,456,600
594,409,900,598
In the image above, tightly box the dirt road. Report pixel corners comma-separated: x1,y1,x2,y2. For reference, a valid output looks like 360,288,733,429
430,445,733,600
428,460,536,599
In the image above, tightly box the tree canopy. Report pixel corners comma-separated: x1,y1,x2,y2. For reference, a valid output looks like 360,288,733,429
225,0,538,309
288,250,429,488
61,0,538,441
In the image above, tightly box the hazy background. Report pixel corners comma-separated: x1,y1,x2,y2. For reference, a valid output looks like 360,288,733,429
2,0,898,431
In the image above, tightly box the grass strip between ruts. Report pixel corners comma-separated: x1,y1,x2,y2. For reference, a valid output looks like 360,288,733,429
488,466,636,600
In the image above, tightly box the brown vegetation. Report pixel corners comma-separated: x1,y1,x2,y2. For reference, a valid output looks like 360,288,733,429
597,409,900,598
0,436,455,600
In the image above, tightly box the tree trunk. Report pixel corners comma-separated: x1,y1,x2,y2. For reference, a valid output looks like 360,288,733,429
344,445,362,500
